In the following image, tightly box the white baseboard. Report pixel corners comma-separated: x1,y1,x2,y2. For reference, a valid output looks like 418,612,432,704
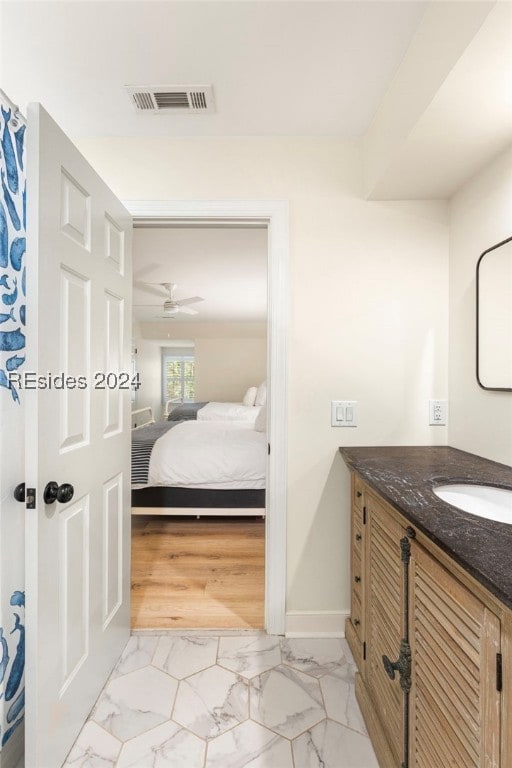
285,610,349,638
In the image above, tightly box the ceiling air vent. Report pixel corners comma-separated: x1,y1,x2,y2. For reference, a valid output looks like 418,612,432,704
126,85,215,114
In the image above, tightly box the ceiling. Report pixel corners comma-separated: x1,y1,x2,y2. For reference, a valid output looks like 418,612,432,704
133,226,268,324
365,1,512,199
1,1,508,325
1,0,426,138
0,1,509,199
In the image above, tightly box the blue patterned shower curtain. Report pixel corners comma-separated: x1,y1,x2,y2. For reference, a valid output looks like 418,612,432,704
0,91,26,403
0,90,26,750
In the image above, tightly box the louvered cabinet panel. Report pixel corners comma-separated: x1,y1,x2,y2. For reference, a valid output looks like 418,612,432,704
366,495,405,765
410,542,501,768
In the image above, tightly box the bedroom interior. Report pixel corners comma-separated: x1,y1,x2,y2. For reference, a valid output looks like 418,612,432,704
130,223,269,629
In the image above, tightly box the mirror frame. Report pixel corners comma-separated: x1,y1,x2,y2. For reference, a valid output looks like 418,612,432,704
476,235,512,392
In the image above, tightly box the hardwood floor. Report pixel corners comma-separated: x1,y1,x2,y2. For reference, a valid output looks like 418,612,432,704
131,515,265,630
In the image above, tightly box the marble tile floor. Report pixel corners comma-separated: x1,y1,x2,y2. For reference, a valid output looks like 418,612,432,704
62,633,379,768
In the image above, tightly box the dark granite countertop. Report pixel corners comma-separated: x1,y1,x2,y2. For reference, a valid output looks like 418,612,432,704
339,446,512,610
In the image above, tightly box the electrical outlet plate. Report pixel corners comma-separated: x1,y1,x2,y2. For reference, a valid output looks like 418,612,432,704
331,400,358,427
429,399,448,426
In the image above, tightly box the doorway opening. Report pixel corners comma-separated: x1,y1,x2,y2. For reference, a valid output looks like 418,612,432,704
131,221,267,630
125,201,289,636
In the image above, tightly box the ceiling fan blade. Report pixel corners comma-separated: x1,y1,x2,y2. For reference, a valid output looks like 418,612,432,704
133,263,161,278
133,304,161,308
177,296,204,306
179,306,199,315
133,281,168,299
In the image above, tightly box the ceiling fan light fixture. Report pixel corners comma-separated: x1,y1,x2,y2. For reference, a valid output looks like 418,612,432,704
136,281,204,318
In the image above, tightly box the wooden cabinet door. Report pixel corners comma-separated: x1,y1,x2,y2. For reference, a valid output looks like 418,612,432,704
409,542,501,768
366,493,406,766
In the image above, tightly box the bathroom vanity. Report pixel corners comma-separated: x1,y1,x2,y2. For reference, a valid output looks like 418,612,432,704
340,446,512,768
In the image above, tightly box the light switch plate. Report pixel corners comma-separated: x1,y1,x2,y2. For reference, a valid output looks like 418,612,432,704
331,400,358,427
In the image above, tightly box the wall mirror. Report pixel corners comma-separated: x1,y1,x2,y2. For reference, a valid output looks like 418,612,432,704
476,236,512,391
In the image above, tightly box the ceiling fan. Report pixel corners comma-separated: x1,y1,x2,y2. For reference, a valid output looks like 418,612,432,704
134,282,204,317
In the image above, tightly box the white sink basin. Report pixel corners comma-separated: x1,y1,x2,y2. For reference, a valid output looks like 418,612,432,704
433,484,512,524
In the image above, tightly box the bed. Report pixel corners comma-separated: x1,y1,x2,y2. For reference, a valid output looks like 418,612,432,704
165,381,267,426
167,401,262,424
131,417,266,517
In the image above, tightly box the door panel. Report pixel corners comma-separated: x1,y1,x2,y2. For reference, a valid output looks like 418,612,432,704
60,168,91,249
59,495,89,692
25,103,132,768
102,473,123,629
59,266,90,450
104,212,125,274
104,290,124,436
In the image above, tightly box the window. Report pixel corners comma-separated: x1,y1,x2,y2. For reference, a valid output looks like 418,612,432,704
162,347,195,404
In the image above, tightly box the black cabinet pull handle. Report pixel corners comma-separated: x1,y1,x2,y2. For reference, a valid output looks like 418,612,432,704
353,619,360,626
382,640,412,693
382,654,398,680
13,483,25,502
355,533,362,541
354,575,361,583
356,491,362,498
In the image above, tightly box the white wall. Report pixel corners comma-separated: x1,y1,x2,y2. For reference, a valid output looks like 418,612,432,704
134,324,267,419
448,146,512,465
77,136,449,623
195,337,266,402
133,339,165,421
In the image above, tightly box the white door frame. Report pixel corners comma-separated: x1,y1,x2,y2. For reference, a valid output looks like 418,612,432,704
125,199,288,635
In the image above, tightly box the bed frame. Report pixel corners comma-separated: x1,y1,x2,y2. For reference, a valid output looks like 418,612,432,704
132,405,156,429
131,486,265,517
132,507,265,517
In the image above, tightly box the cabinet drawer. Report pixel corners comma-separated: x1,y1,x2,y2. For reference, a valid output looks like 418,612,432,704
352,548,363,596
353,473,365,511
351,588,363,641
353,514,363,557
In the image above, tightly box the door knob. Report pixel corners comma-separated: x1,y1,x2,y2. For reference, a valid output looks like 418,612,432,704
43,481,74,505
13,483,25,502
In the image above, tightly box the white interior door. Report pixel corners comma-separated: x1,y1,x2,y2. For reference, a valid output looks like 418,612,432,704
25,103,132,768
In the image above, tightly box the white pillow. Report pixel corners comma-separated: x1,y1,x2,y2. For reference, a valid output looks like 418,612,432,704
242,386,257,406
255,381,267,406
254,404,267,432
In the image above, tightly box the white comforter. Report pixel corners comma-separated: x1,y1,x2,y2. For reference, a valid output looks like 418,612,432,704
197,402,261,423
148,420,267,489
